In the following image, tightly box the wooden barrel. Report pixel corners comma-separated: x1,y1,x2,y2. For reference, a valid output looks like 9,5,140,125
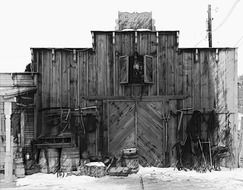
123,154,139,173
15,162,25,178
60,147,80,172
125,158,139,169
39,149,48,173
47,148,59,173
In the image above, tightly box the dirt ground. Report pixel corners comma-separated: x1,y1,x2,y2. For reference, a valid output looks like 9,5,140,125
1,167,243,190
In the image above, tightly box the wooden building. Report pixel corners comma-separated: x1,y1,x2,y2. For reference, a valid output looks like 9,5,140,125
0,73,37,181
0,13,238,176
30,30,238,167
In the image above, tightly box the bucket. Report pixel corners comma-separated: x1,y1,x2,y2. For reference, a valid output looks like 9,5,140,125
47,148,59,173
60,147,80,172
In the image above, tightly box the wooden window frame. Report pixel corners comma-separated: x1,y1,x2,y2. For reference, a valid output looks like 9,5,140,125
119,55,129,84
144,55,153,84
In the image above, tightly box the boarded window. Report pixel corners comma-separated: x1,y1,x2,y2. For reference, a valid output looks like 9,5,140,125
144,55,153,83
119,56,129,84
129,54,144,84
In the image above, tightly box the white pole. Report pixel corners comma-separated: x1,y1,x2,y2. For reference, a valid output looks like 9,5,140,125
4,101,13,183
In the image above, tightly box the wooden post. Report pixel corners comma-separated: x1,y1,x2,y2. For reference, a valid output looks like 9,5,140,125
169,100,177,166
20,111,25,147
135,101,138,147
208,4,212,48
33,74,38,139
4,101,13,183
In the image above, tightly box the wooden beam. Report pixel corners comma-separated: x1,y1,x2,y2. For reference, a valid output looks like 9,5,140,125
81,95,189,101
20,111,25,147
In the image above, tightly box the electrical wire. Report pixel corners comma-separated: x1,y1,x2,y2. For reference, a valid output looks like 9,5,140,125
194,35,208,47
213,0,240,32
194,0,241,47
237,40,243,47
234,35,243,47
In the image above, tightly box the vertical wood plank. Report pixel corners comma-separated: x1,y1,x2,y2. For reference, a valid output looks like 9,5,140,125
208,50,216,109
183,52,193,109
192,50,201,109
200,50,209,110
175,50,183,95
158,33,167,95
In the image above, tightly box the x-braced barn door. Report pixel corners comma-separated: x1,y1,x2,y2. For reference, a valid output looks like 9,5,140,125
137,101,164,166
108,101,136,156
108,100,165,166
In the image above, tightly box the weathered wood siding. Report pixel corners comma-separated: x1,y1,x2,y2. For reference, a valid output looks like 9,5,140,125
91,31,178,96
179,48,238,167
32,32,237,166
32,31,179,102
107,99,178,166
0,73,37,169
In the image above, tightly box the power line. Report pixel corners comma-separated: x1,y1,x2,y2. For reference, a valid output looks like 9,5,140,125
237,40,243,47
213,0,240,32
234,35,243,47
194,0,240,47
194,35,208,47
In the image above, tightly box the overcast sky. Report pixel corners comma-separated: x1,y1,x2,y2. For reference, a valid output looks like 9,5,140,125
0,0,242,75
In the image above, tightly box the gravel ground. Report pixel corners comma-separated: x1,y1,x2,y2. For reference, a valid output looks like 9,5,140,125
1,167,243,190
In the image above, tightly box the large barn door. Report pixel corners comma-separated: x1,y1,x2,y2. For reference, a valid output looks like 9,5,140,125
137,101,164,166
108,101,136,156
108,100,165,166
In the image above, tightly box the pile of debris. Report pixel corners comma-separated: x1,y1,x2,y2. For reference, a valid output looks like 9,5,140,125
106,148,139,177
76,148,139,177
36,147,139,178
173,110,231,172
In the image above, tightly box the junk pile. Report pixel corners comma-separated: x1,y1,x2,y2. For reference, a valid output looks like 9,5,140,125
77,148,139,177
106,148,139,176
38,147,139,177
77,161,106,178
174,110,230,172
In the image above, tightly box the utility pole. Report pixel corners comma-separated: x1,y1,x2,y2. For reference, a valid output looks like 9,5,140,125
208,4,212,47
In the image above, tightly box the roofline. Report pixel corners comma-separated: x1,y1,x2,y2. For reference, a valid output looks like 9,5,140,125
91,30,179,33
179,47,237,50
30,47,92,50
0,72,39,75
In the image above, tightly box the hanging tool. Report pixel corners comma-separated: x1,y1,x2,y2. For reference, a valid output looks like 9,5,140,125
162,112,170,166
198,138,207,166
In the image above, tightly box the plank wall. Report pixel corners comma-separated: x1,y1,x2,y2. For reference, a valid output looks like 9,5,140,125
32,33,237,166
179,48,238,167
